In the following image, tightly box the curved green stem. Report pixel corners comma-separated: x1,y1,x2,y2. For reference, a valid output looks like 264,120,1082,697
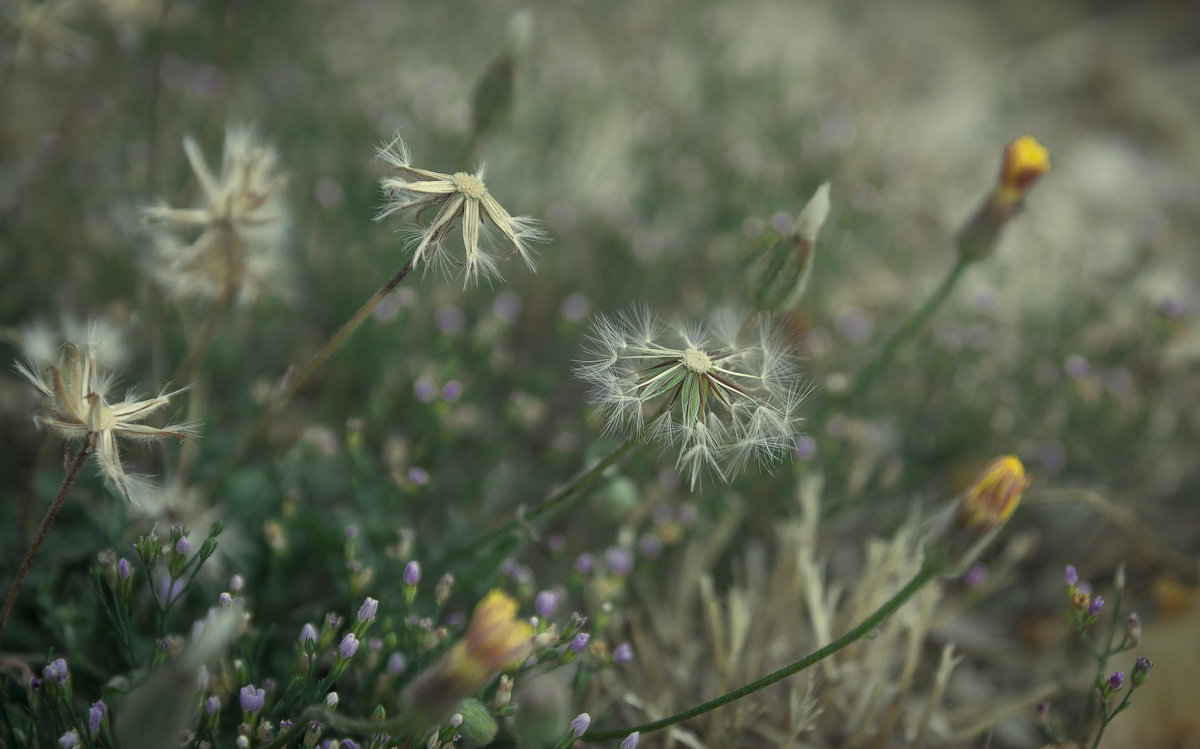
583,551,949,741
841,256,971,404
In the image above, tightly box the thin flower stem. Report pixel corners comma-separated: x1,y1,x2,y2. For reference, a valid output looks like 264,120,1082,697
0,434,97,644
440,437,642,565
841,255,971,404
205,258,417,488
276,256,416,409
583,551,949,741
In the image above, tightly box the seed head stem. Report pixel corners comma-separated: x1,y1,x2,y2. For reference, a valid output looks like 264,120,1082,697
0,433,97,644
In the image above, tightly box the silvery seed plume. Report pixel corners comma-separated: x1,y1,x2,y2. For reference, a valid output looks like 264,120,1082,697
15,339,199,503
144,127,289,305
576,307,807,490
374,133,546,287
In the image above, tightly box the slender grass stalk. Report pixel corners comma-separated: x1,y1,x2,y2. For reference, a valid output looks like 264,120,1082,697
582,550,949,741
206,258,416,488
0,434,97,644
841,255,971,404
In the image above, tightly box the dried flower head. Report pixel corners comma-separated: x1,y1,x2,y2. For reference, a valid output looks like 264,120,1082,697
374,133,545,286
16,339,197,503
576,307,807,490
144,127,289,305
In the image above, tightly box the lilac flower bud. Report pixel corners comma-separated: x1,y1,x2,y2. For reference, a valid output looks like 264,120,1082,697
1132,656,1153,686
205,695,221,715
239,684,265,713
605,547,634,576
280,719,293,731
43,658,69,684
27,674,42,690
158,577,186,605
534,590,559,619
58,730,80,749
345,525,359,540
1087,595,1105,617
88,700,107,734
342,740,361,749
620,731,640,749
449,713,463,728
436,573,454,604
117,557,132,580
299,622,318,647
325,692,339,708
614,642,634,664
230,574,245,592
570,633,590,653
219,592,233,606
403,561,421,586
357,597,379,624
574,552,595,575
387,652,407,675
571,713,591,737
407,467,429,486
1065,565,1078,587
338,633,359,659
175,536,191,556
1106,670,1124,694
442,380,463,402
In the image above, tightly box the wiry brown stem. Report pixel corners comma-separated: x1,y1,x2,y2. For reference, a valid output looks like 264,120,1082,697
0,434,97,644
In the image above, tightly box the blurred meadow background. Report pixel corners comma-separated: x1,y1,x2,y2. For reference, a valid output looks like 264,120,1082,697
2,0,1200,747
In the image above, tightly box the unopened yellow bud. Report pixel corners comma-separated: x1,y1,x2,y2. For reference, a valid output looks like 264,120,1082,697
996,135,1050,204
957,455,1028,528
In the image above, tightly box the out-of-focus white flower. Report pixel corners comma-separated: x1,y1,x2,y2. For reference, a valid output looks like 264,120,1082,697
144,127,289,305
576,307,807,490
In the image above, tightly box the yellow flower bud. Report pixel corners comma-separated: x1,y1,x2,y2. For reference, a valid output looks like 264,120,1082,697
996,135,1050,204
957,455,1029,528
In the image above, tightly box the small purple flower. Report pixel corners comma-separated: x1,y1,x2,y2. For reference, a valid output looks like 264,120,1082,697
27,674,42,690
325,692,339,708
117,557,132,580
239,684,265,713
43,658,69,684
561,293,590,322
357,597,379,624
219,592,233,606
613,642,634,664
205,696,220,715
229,573,245,591
638,534,663,559
449,713,463,728
1087,595,1105,617
546,533,566,553
1065,565,1078,587
88,700,107,734
794,435,817,460
571,713,591,737
574,552,595,575
157,577,186,605
570,633,590,653
1064,354,1090,380
493,291,521,322
414,376,438,403
678,503,697,526
1132,656,1153,686
387,652,407,675
339,633,360,659
341,740,361,749
344,525,359,540
619,731,640,749
175,536,190,556
57,730,80,749
963,563,987,588
605,547,634,577
535,590,559,619
403,561,421,586
442,380,463,403
1106,671,1124,694
407,466,429,486
436,305,465,336
279,719,294,731
299,622,318,647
